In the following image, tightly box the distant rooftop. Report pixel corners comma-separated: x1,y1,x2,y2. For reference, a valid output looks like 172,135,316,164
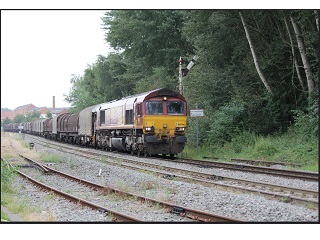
14,104,34,110
1,108,12,112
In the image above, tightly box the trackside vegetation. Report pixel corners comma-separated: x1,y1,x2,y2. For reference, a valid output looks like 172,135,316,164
63,10,318,167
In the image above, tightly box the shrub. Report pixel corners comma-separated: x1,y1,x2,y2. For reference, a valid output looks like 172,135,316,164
230,131,257,153
1,162,16,192
255,138,278,157
207,101,244,145
292,99,318,139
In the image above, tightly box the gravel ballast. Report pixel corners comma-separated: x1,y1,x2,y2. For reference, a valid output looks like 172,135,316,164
9,135,319,222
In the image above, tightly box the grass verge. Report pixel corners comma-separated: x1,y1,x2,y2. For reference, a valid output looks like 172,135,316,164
183,130,318,172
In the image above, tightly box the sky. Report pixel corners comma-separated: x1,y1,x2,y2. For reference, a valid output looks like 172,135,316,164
2,3,318,111
1,10,109,110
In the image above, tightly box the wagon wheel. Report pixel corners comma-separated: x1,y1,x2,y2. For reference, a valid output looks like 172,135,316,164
143,149,148,158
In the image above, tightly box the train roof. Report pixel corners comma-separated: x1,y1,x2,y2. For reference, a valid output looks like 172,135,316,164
93,88,184,112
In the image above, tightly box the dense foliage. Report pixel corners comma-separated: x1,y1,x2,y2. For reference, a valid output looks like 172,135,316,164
64,10,318,147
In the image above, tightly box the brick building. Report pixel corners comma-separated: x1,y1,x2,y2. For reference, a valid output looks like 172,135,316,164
1,104,69,121
1,108,14,121
28,106,50,118
14,104,36,116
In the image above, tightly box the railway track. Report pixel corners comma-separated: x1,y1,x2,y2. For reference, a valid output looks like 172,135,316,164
228,158,304,167
25,135,319,209
1,156,140,222
168,158,318,182
3,154,240,222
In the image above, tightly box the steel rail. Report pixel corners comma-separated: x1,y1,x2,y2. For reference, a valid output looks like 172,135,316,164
229,158,303,167
1,156,142,222
25,136,319,208
18,154,50,174
169,158,318,181
18,154,241,222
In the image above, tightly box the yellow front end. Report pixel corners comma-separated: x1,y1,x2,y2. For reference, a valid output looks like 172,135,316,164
142,115,187,155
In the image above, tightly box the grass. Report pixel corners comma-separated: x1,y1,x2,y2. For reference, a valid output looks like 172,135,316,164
1,211,10,221
44,191,56,200
183,130,318,172
41,152,64,164
1,162,49,221
1,133,57,221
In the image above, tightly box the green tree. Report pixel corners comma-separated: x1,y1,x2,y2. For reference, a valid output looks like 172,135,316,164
102,10,193,91
46,111,52,118
64,54,130,113
25,111,40,122
12,114,25,123
65,9,318,147
1,117,11,127
182,10,318,140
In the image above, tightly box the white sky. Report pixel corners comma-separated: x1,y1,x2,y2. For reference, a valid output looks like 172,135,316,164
1,10,109,110
1,3,318,111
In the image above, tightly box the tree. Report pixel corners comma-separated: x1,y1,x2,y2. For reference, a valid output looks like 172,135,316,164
12,114,25,123
1,117,11,127
46,111,52,118
65,9,317,146
290,14,315,97
239,11,273,94
25,111,40,122
102,10,193,91
283,15,305,91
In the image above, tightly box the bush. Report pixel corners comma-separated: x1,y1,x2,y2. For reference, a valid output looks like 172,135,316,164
207,101,244,145
230,131,257,153
254,138,279,157
292,99,318,139
1,162,16,193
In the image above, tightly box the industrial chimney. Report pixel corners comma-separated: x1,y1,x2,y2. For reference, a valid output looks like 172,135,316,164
52,96,55,110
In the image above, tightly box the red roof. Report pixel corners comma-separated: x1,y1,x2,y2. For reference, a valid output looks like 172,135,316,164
1,111,14,120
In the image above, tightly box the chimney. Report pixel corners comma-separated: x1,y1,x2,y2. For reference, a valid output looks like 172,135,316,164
52,96,55,110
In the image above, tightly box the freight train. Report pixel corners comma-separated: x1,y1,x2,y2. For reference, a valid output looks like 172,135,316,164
4,88,187,157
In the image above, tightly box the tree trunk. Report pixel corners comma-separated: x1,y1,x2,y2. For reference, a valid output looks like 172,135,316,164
284,16,305,90
290,15,315,97
239,11,273,94
314,10,319,32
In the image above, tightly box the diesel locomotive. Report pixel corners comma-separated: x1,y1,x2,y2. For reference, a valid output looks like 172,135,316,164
4,88,188,157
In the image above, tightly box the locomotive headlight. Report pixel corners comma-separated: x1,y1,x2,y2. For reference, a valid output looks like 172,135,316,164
145,126,155,132
175,127,185,135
